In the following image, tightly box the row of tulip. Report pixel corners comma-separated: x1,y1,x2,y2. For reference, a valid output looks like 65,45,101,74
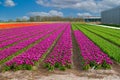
5,24,66,70
0,24,58,48
0,24,54,42
0,22,42,29
44,23,72,71
81,26,120,46
0,31,40,48
74,30,113,70
76,25,120,63
0,23,62,65
88,24,120,35
0,25,38,37
83,24,120,38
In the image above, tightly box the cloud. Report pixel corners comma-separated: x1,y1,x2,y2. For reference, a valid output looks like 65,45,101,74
22,16,29,20
4,0,15,7
97,0,120,11
36,0,120,13
29,10,63,17
77,13,92,17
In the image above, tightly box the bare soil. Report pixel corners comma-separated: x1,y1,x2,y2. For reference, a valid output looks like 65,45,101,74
0,63,120,80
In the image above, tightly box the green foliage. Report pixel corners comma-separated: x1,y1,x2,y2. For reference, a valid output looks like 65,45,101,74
72,24,78,30
95,64,102,69
102,61,111,69
23,64,32,70
54,62,60,68
48,66,54,71
4,64,33,71
44,62,71,71
44,63,50,68
83,64,90,70
81,25,120,46
89,61,96,67
66,64,72,69
85,24,120,38
4,66,11,71
44,63,54,71
59,66,66,71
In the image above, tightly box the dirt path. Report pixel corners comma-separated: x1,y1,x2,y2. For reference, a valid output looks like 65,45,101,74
112,62,120,76
71,27,83,71
0,66,120,80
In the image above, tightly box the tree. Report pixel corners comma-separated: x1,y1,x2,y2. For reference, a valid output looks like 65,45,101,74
8,19,14,22
29,16,35,22
16,18,21,22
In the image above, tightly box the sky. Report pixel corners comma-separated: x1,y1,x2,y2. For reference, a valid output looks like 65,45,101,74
0,0,120,20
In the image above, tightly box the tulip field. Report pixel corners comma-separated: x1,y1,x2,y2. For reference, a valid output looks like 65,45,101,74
0,22,45,29
72,23,120,63
0,22,120,71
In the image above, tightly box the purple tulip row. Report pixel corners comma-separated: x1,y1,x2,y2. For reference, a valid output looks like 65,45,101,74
0,31,40,48
0,24,55,42
44,23,72,69
5,24,66,67
0,26,37,40
74,30,112,69
0,24,44,37
0,24,62,62
0,24,58,48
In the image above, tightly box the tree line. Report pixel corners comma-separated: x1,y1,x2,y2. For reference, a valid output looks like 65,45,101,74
0,16,85,22
29,16,84,22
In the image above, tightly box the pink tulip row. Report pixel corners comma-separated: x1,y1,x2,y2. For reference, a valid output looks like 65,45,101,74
44,23,72,70
0,24,55,42
0,29,54,61
0,26,38,42
0,24,57,48
5,24,66,69
0,24,45,37
0,23,63,64
74,30,112,69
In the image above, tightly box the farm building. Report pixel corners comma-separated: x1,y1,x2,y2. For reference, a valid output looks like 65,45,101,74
84,16,101,22
101,6,120,25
